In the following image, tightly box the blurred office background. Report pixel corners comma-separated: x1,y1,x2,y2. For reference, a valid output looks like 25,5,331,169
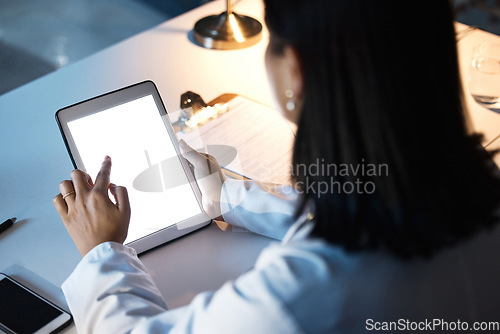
0,0,499,96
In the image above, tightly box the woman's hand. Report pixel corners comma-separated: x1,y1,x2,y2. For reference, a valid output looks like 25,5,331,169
53,156,131,257
179,140,226,219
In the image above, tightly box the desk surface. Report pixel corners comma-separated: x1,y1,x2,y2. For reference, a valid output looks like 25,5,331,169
1,1,500,332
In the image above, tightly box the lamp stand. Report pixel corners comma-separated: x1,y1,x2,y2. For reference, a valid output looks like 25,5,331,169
193,0,262,50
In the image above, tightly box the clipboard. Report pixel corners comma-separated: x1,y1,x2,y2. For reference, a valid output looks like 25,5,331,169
171,93,296,186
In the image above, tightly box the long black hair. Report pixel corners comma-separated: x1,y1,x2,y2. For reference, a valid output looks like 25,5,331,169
265,0,500,258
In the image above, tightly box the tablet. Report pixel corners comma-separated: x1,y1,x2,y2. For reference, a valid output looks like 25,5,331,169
56,81,211,253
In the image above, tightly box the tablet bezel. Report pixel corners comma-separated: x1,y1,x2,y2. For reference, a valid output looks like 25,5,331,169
55,80,212,254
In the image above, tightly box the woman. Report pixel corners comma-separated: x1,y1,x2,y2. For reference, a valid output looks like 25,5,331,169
54,0,500,332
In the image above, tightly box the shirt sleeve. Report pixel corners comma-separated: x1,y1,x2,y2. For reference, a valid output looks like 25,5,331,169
62,241,305,334
219,179,300,240
61,242,169,333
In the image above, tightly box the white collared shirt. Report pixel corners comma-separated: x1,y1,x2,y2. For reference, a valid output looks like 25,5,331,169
62,179,500,333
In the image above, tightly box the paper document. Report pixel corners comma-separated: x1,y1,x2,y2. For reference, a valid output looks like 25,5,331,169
176,96,296,185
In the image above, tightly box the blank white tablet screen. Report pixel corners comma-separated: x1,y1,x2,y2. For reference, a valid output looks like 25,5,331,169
67,94,202,244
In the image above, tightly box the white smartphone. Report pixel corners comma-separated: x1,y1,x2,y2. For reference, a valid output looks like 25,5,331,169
0,273,72,334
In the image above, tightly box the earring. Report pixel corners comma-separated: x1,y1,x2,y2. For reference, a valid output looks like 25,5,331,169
285,89,296,112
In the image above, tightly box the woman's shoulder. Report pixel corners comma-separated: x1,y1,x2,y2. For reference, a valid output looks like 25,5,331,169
260,220,500,294
244,222,500,332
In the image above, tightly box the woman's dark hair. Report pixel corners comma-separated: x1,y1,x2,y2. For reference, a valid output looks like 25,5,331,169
264,0,500,258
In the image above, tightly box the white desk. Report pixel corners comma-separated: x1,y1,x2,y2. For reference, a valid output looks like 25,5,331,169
0,1,499,332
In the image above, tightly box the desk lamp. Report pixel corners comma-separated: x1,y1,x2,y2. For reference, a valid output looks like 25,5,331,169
193,0,262,50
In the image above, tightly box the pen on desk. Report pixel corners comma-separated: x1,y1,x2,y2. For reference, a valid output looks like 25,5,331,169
221,167,252,181
0,218,16,235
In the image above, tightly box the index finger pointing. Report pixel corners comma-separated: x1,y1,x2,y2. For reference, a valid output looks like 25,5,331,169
94,156,112,192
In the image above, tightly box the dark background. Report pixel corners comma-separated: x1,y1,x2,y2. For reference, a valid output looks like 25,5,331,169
0,0,498,96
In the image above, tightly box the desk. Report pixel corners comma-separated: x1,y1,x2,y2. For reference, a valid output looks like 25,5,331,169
0,1,499,332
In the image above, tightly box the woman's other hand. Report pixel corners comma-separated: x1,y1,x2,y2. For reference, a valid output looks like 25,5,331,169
179,140,226,220
53,156,131,257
